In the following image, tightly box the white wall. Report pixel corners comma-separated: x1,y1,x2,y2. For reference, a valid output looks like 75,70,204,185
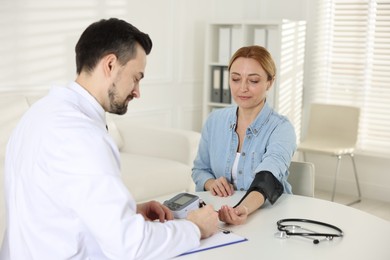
1,0,389,202
261,0,390,203
0,0,213,131
0,0,301,131
0,0,305,131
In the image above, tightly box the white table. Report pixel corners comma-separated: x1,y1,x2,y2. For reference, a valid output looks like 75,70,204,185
167,192,390,260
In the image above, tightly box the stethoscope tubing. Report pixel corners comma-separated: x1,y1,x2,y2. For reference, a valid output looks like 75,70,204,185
277,218,344,238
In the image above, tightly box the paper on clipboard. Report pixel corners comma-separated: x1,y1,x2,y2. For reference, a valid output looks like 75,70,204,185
179,231,248,256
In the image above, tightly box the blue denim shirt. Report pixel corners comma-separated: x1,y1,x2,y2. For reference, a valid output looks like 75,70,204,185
192,102,296,194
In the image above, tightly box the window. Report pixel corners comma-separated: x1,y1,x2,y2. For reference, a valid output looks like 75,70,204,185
307,0,390,156
0,0,130,90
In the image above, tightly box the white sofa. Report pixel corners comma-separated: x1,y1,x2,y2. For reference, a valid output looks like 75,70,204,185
0,90,201,244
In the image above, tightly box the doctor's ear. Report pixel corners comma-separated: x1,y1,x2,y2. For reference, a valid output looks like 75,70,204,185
102,54,118,75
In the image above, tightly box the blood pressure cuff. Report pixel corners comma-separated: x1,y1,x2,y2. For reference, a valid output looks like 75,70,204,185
234,171,284,207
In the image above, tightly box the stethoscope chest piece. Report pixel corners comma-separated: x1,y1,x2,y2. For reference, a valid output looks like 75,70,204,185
274,231,289,239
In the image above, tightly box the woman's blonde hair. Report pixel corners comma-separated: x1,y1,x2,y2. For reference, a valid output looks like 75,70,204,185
228,45,276,82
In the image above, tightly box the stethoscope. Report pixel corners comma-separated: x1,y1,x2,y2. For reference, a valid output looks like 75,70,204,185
275,218,344,244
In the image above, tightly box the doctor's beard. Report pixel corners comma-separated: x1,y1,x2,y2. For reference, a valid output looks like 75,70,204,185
108,82,133,115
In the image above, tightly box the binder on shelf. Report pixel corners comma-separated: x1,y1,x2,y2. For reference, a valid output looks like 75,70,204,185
218,27,231,64
211,66,222,103
230,26,242,57
254,28,267,48
266,28,279,61
222,67,231,104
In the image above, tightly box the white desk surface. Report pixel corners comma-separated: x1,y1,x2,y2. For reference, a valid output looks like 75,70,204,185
160,192,390,260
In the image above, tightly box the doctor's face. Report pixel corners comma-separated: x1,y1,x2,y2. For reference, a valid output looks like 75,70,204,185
108,44,147,115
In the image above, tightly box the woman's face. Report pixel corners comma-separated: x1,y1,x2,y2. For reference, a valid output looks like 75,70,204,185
229,57,272,110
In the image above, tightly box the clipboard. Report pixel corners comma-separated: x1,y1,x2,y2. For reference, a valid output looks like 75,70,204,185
179,231,248,256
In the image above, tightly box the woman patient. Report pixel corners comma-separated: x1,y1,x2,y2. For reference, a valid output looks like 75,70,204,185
192,45,296,225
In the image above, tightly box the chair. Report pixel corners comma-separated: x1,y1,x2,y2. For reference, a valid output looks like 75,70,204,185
288,161,315,197
297,103,362,205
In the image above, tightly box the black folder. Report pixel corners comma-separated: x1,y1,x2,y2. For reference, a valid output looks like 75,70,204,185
211,66,222,103
221,67,231,104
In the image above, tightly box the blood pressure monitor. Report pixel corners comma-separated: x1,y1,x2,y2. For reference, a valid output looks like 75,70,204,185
163,193,200,219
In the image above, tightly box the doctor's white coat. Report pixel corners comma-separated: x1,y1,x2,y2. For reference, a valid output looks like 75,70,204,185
0,82,200,260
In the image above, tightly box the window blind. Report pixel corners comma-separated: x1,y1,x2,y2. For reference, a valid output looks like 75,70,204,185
278,20,306,144
308,0,390,156
0,0,129,91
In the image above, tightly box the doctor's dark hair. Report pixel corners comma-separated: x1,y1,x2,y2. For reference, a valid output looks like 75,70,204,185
228,45,276,83
75,18,152,74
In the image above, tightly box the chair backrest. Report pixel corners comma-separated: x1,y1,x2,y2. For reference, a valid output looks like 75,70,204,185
304,103,360,146
287,161,315,197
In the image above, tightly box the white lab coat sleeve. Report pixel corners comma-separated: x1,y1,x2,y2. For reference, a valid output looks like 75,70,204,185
45,124,200,259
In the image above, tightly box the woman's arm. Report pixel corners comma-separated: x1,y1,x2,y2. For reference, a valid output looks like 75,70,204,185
218,191,265,225
218,118,296,225
192,112,222,191
191,126,215,191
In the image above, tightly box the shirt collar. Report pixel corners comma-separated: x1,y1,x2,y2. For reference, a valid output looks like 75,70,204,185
68,81,106,124
229,101,273,136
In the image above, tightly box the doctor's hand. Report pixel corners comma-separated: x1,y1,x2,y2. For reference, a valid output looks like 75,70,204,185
218,204,249,225
137,200,174,222
204,177,234,197
187,205,218,239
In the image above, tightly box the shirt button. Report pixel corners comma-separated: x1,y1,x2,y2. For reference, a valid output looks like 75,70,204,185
240,188,244,191
239,171,242,175
242,152,246,156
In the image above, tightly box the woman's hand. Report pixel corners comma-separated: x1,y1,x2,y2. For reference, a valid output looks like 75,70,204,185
204,177,234,197
137,200,174,222
218,204,249,225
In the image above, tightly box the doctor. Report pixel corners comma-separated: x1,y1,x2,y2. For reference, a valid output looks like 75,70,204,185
0,18,218,259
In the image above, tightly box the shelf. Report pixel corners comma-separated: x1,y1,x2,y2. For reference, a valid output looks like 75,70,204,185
202,20,306,128
208,102,231,108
